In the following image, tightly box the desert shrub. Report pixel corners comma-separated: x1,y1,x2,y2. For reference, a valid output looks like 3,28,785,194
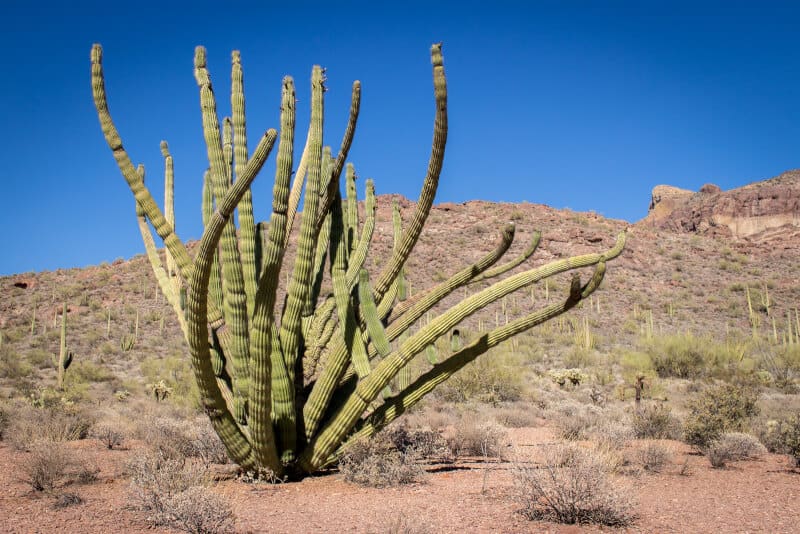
758,345,800,392
592,420,634,451
140,355,201,408
550,401,601,441
758,416,800,467
6,405,93,451
19,441,73,491
644,334,705,378
435,354,523,404
91,422,125,449
0,345,33,379
69,360,116,383
187,420,230,466
635,442,672,473
705,432,766,468
383,423,452,462
513,443,636,527
338,433,423,488
0,404,9,440
52,492,84,509
134,415,196,460
126,449,208,525
164,485,235,534
493,404,541,428
631,404,682,440
683,384,759,449
447,418,506,458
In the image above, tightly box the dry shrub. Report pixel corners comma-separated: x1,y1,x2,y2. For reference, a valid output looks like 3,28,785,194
592,420,634,451
126,449,209,525
52,492,84,509
187,420,229,466
165,485,235,534
631,404,682,440
493,403,541,428
706,432,766,468
6,405,92,451
447,418,507,458
384,424,452,462
550,401,601,441
635,442,672,473
339,433,423,488
757,416,800,468
513,443,636,527
133,415,195,460
19,441,73,491
91,422,126,450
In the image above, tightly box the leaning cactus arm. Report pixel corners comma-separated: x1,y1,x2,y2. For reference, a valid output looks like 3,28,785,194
202,171,224,314
92,43,248,368
344,263,607,451
160,141,180,296
134,165,188,337
469,230,541,284
185,128,278,473
195,47,253,422
248,76,296,468
300,232,624,471
384,224,515,330
283,129,310,249
316,81,361,230
371,44,447,302
357,269,391,357
231,51,259,324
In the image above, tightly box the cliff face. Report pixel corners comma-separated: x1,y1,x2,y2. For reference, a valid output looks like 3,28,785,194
642,170,800,239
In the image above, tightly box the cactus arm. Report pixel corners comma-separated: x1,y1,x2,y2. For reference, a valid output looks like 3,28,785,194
202,171,224,314
305,210,332,318
345,179,376,290
231,51,259,324
134,165,189,337
469,230,541,284
248,76,296,469
195,47,253,422
329,189,371,379
275,68,325,458
316,81,361,230
357,269,391,357
344,164,359,254
371,44,447,302
283,129,310,249
343,263,607,451
300,233,624,471
160,141,181,296
185,128,277,472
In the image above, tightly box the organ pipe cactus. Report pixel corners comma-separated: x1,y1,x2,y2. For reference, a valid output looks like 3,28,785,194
91,43,626,478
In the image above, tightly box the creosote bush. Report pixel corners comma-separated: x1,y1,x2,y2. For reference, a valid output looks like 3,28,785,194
19,441,73,492
683,384,759,449
631,404,682,440
757,416,800,467
513,443,636,527
165,485,235,534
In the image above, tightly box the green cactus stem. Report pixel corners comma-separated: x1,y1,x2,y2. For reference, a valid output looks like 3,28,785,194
54,302,73,389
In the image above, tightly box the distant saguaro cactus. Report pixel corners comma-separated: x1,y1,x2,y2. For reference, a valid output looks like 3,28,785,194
53,302,73,389
91,43,625,478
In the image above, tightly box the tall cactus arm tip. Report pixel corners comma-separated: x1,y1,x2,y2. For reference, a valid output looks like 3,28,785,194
431,43,444,65
91,43,102,63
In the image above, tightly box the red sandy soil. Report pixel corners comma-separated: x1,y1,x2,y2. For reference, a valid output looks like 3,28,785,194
1,427,798,534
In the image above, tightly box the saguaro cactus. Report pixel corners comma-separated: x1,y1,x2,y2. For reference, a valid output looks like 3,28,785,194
54,303,73,389
91,43,625,478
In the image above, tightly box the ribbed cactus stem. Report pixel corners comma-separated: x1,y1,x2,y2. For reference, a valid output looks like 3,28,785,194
56,302,69,389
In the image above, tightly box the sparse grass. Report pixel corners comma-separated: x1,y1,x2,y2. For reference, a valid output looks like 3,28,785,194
6,404,93,451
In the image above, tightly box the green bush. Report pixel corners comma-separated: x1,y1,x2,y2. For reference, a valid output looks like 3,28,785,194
435,353,523,404
645,334,705,378
683,384,759,449
759,416,800,467
631,404,682,440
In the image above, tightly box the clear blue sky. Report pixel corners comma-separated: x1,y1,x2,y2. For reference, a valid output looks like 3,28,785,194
2,0,800,275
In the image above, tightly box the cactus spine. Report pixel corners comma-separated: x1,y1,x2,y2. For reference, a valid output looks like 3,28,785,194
91,43,625,478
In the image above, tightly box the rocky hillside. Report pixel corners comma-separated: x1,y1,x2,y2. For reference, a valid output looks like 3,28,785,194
3,169,800,401
643,170,800,241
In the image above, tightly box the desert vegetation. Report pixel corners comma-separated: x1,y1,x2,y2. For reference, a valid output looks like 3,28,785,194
0,42,799,534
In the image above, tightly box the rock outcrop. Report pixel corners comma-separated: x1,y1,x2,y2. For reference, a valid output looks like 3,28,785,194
642,170,800,239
